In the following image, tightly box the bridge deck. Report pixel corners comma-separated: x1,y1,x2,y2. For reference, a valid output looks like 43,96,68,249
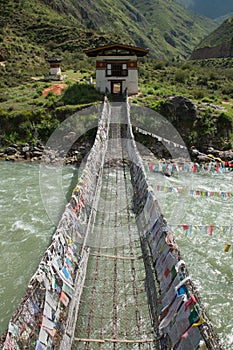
72,106,156,349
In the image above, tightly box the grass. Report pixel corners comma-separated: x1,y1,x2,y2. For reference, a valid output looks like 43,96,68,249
133,58,233,105
0,68,103,146
0,70,96,111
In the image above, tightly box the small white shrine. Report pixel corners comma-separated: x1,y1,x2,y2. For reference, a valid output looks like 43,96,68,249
84,43,149,95
45,57,63,81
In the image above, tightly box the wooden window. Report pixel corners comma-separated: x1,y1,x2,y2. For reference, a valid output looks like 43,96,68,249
106,63,112,76
122,63,128,76
106,63,128,77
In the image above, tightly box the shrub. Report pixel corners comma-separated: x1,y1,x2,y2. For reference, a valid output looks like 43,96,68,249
175,69,189,83
197,76,208,86
221,84,233,97
147,88,155,95
192,88,205,99
154,60,168,70
202,97,214,103
61,82,102,105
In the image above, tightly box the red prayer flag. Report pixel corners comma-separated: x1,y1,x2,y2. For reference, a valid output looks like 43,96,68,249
208,225,215,236
60,291,70,307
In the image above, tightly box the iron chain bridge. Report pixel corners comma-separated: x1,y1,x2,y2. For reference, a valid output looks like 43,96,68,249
0,96,222,350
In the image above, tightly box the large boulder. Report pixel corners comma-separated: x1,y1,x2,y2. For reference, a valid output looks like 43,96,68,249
158,96,197,147
160,96,197,124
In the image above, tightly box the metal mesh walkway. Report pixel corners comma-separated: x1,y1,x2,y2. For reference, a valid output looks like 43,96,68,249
72,105,156,349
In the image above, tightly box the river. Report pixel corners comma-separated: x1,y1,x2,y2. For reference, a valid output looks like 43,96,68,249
147,166,233,348
0,161,232,348
0,161,78,335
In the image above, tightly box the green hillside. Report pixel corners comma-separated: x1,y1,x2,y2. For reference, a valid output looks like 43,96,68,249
197,17,233,48
0,0,122,85
65,0,216,58
0,0,217,87
129,0,216,58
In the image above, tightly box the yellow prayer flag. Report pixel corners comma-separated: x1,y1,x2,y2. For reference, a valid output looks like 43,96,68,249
224,244,231,253
192,314,206,327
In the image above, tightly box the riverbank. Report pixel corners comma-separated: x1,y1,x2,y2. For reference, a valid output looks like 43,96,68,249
0,139,93,166
1,139,233,167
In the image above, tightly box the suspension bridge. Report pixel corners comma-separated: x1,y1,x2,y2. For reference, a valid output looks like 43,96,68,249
0,97,222,350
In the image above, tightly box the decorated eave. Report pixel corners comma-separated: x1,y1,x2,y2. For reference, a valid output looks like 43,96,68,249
84,43,149,57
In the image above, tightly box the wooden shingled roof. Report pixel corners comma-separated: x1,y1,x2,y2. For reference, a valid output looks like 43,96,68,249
84,43,149,57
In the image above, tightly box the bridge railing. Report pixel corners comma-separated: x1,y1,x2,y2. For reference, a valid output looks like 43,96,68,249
1,99,111,350
125,98,222,350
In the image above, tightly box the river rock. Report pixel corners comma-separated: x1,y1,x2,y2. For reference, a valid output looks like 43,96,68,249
205,148,233,161
21,146,30,153
5,155,16,161
197,154,213,162
31,150,43,157
4,147,18,155
222,150,233,161
9,144,19,149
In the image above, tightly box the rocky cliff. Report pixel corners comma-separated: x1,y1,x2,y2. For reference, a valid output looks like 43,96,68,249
190,42,233,60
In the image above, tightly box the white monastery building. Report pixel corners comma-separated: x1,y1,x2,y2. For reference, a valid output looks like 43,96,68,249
84,43,149,95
